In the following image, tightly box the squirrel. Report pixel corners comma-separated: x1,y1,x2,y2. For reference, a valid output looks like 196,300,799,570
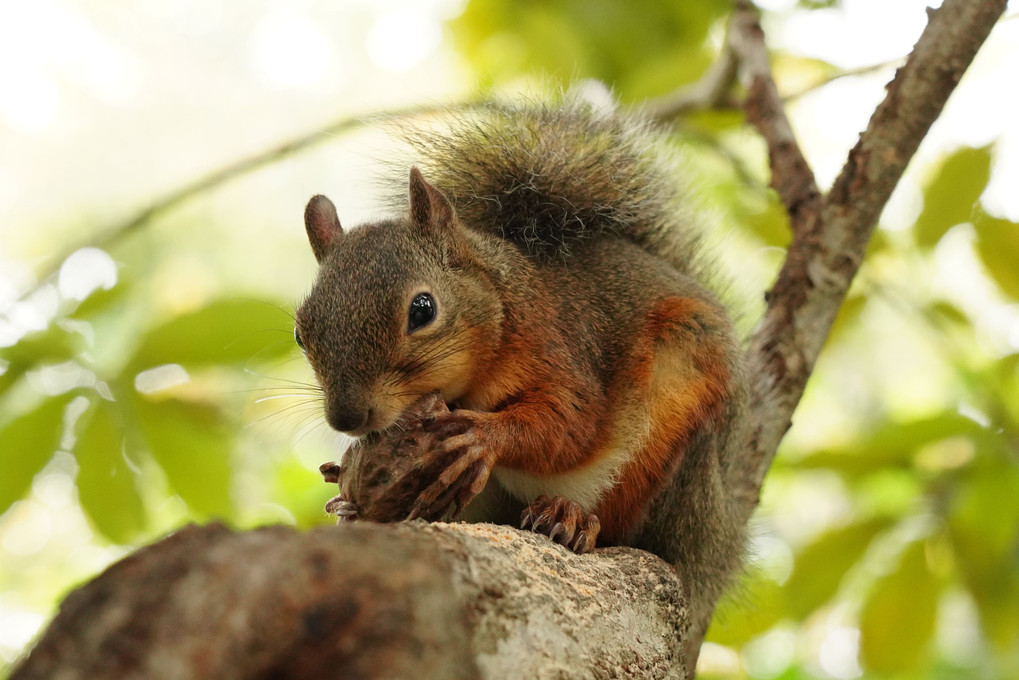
294,97,749,672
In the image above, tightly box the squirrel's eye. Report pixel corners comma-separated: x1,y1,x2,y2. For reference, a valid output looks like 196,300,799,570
294,326,305,351
408,292,436,332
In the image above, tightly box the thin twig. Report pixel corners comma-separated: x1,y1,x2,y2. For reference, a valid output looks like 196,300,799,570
645,35,740,122
729,0,821,226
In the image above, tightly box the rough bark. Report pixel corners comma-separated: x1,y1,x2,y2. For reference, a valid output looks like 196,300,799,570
12,522,688,680
11,0,1006,678
735,0,1006,513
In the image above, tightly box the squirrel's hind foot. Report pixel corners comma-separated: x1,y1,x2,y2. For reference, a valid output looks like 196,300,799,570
521,495,600,554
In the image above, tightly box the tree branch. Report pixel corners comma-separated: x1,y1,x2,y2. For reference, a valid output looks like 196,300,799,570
738,0,1007,508
730,1,822,226
645,37,740,121
12,522,689,680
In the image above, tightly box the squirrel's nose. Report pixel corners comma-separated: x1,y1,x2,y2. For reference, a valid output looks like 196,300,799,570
327,405,371,433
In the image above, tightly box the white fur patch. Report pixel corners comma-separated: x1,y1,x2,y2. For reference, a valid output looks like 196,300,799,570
492,443,631,511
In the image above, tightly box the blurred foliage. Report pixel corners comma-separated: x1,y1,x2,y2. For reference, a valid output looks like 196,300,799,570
913,146,992,250
450,0,730,100
0,297,298,538
798,1,842,8
1,1,1018,679
703,137,1019,678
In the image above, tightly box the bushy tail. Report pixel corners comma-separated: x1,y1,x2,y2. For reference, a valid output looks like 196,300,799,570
391,96,703,275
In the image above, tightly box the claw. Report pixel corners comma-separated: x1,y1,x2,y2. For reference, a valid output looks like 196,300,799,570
570,532,591,554
406,427,495,523
425,476,466,521
325,495,359,518
325,497,359,524
519,495,600,554
530,512,551,535
571,515,601,553
407,502,424,522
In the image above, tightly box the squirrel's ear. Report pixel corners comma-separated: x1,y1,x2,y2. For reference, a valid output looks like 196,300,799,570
305,194,342,262
409,167,454,233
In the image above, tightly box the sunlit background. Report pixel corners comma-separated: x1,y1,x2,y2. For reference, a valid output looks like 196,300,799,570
1,0,1017,678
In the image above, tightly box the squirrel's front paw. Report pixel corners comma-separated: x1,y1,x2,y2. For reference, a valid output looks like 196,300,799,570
521,495,600,554
407,411,498,521
324,494,360,523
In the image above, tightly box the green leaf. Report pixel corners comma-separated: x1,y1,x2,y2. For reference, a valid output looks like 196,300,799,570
927,300,971,328
0,327,86,396
0,394,73,516
860,539,941,673
69,278,131,320
951,526,1019,653
789,412,985,480
947,455,1019,650
683,107,747,136
449,0,728,99
974,213,1019,301
991,354,1019,427
74,400,147,543
0,326,84,366
128,298,295,371
784,516,894,620
914,145,992,250
798,0,840,9
135,397,233,518
864,228,890,258
995,353,1019,382
744,193,792,248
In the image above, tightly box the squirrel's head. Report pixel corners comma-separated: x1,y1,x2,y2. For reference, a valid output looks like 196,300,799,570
295,168,503,436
